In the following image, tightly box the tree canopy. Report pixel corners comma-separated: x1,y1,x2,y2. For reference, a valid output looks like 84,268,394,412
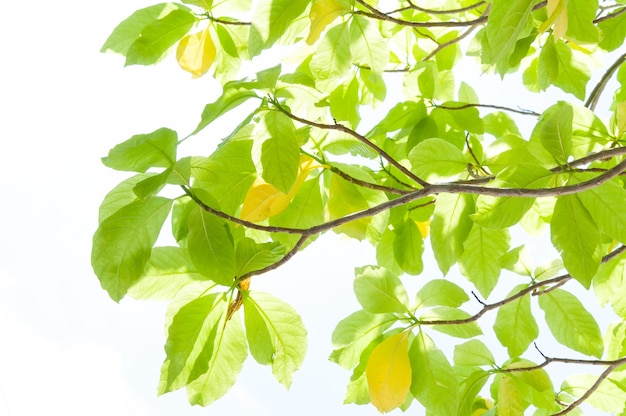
93,0,626,414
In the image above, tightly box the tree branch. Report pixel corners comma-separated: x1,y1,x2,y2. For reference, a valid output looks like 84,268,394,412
422,25,478,61
593,5,626,24
354,0,488,28
585,51,626,111
434,102,540,116
405,0,487,15
270,101,430,187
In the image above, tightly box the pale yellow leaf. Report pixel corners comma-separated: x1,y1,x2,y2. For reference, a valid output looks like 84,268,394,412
365,332,412,414
176,28,216,78
240,155,324,222
540,0,568,42
306,0,346,45
498,375,524,416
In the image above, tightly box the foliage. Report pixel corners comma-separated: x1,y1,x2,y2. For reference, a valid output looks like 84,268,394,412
94,0,626,414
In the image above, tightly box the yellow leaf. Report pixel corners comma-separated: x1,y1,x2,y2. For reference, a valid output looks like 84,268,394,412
306,0,346,45
416,220,430,238
365,332,412,414
176,28,216,78
540,0,568,42
240,155,324,222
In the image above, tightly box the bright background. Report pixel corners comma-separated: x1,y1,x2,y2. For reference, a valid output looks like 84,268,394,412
0,1,614,415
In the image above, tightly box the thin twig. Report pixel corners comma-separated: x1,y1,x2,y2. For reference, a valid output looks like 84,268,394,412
270,101,431,187
182,158,626,236
406,0,487,15
593,6,626,24
585,51,626,111
354,0,488,28
422,25,478,61
435,102,540,116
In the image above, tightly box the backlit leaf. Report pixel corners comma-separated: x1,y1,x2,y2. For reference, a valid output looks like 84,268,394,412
551,194,601,288
459,225,510,298
430,193,474,274
410,332,458,415
243,291,307,388
306,0,346,45
92,197,172,302
366,332,412,413
176,28,216,78
538,288,603,357
241,155,322,222
186,310,248,406
454,340,495,367
408,138,467,181
330,310,396,369
349,15,389,75
562,373,626,414
393,219,424,275
310,22,352,89
102,128,177,172
415,279,469,309
354,266,409,314
125,9,197,66
261,111,300,193
187,206,235,286
493,284,539,357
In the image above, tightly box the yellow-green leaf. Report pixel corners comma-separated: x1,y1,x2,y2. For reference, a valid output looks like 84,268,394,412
306,0,346,45
541,0,568,41
240,155,323,222
176,28,216,78
365,332,412,413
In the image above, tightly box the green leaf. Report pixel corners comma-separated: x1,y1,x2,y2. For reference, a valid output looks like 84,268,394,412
102,128,177,172
552,40,591,100
158,293,226,393
349,15,389,75
538,38,558,90
354,266,410,314
186,206,235,286
414,279,469,309
330,310,396,369
551,195,602,288
243,291,307,388
408,138,467,181
186,309,248,406
261,111,300,193
472,164,552,229
101,3,187,54
483,0,535,75
329,76,360,128
566,0,599,43
235,238,285,276
128,246,211,300
497,373,525,416
459,225,510,298
92,197,172,302
419,307,482,339
249,0,309,55
598,8,626,51
409,332,459,416
194,81,259,134
454,340,495,367
191,138,256,215
458,370,491,416
125,9,197,66
538,288,603,358
539,102,574,164
98,173,156,222
310,22,352,89
493,284,539,357
393,219,424,275
593,250,626,318
578,180,626,245
430,193,474,274
327,171,388,241
562,373,626,414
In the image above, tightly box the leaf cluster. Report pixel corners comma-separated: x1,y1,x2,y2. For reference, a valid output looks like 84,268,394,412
94,0,626,414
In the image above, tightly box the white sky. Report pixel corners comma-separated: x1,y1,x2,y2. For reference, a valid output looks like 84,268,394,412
0,1,619,415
